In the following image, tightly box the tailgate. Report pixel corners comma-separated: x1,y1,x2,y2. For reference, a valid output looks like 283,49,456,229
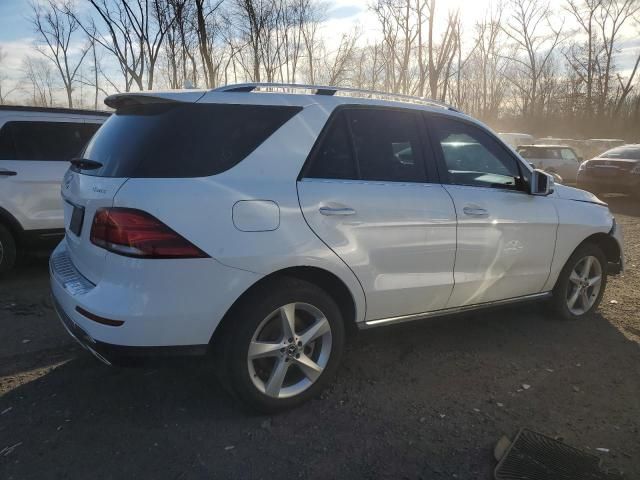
61,169,127,284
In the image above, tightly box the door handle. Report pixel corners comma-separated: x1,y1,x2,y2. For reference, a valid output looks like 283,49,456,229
0,169,17,176
319,206,356,216
463,206,488,217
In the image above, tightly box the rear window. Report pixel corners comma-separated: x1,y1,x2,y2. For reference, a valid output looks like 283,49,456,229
601,147,640,160
0,121,99,161
80,103,301,178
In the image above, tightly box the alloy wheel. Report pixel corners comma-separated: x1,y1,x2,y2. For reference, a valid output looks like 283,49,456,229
247,302,332,399
566,255,602,316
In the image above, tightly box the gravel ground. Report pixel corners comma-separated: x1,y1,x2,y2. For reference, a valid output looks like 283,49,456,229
1,195,639,480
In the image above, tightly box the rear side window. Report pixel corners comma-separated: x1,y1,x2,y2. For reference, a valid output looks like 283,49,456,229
348,109,426,183
80,103,301,178
304,108,427,183
0,121,97,161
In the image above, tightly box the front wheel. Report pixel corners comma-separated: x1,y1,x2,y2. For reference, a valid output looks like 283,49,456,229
217,277,345,412
552,243,607,320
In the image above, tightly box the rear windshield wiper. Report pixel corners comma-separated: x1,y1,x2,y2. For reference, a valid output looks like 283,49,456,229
70,158,103,170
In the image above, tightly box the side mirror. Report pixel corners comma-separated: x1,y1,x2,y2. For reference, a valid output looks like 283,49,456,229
530,169,554,196
577,156,583,162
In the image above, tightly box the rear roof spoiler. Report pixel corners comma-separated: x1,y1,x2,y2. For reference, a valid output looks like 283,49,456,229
104,91,207,110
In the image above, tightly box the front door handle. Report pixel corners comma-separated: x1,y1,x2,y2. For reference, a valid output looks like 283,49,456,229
463,206,488,217
0,169,17,176
319,206,356,216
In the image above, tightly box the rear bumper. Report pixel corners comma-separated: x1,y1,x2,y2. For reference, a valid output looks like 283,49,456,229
52,296,208,364
576,173,640,193
50,238,261,357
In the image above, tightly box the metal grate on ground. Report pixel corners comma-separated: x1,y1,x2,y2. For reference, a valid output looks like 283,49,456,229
495,428,624,480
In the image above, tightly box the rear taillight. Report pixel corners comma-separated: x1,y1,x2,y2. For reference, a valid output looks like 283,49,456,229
90,208,209,259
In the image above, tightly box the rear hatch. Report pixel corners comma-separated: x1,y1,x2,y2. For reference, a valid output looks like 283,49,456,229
62,91,301,283
61,92,207,284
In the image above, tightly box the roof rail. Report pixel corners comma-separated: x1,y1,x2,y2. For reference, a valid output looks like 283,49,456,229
0,105,111,116
213,83,460,112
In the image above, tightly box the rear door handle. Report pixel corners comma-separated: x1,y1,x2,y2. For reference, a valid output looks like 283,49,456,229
463,206,488,217
0,169,16,176
319,206,356,216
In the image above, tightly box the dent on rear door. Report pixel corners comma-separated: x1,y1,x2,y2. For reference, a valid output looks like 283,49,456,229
298,180,457,321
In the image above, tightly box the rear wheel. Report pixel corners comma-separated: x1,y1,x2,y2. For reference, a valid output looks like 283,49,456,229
0,224,17,276
552,243,607,320
217,277,345,412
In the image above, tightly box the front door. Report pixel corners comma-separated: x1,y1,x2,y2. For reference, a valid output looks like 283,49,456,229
425,113,558,307
297,107,457,321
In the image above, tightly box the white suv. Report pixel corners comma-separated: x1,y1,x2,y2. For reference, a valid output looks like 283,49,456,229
50,84,623,411
0,106,108,273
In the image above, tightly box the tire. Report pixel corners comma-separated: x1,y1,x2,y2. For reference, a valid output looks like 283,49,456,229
216,277,345,413
0,224,17,277
551,243,607,320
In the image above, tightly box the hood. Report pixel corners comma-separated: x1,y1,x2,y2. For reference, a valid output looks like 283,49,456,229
553,183,607,206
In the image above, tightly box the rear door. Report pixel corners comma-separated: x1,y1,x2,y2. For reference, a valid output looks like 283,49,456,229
0,118,101,231
425,113,558,307
297,107,457,321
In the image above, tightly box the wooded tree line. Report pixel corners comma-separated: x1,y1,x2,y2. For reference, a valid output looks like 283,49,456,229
1,0,639,139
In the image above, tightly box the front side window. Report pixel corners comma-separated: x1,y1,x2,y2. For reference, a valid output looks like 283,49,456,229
560,148,578,161
0,121,96,161
430,116,522,189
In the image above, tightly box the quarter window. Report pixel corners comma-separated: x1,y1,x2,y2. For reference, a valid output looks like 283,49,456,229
305,111,357,180
430,116,522,189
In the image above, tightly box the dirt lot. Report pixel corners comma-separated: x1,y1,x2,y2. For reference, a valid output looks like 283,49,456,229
1,196,639,480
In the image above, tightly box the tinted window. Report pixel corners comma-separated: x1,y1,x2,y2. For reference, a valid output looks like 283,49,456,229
347,109,426,183
0,123,15,159
431,117,522,189
0,121,97,161
601,147,640,160
305,111,357,180
81,103,301,178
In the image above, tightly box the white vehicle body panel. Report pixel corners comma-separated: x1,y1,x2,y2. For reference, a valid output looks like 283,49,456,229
298,179,456,320
49,88,623,352
442,185,558,307
0,110,106,232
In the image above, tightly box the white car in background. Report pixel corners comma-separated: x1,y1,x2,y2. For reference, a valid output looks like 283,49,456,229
0,106,108,273
516,144,583,184
497,132,534,148
50,84,623,412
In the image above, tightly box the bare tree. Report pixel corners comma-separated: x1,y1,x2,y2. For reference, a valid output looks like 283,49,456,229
502,0,564,116
0,47,18,105
22,56,56,107
564,0,603,115
595,0,640,117
30,0,89,107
